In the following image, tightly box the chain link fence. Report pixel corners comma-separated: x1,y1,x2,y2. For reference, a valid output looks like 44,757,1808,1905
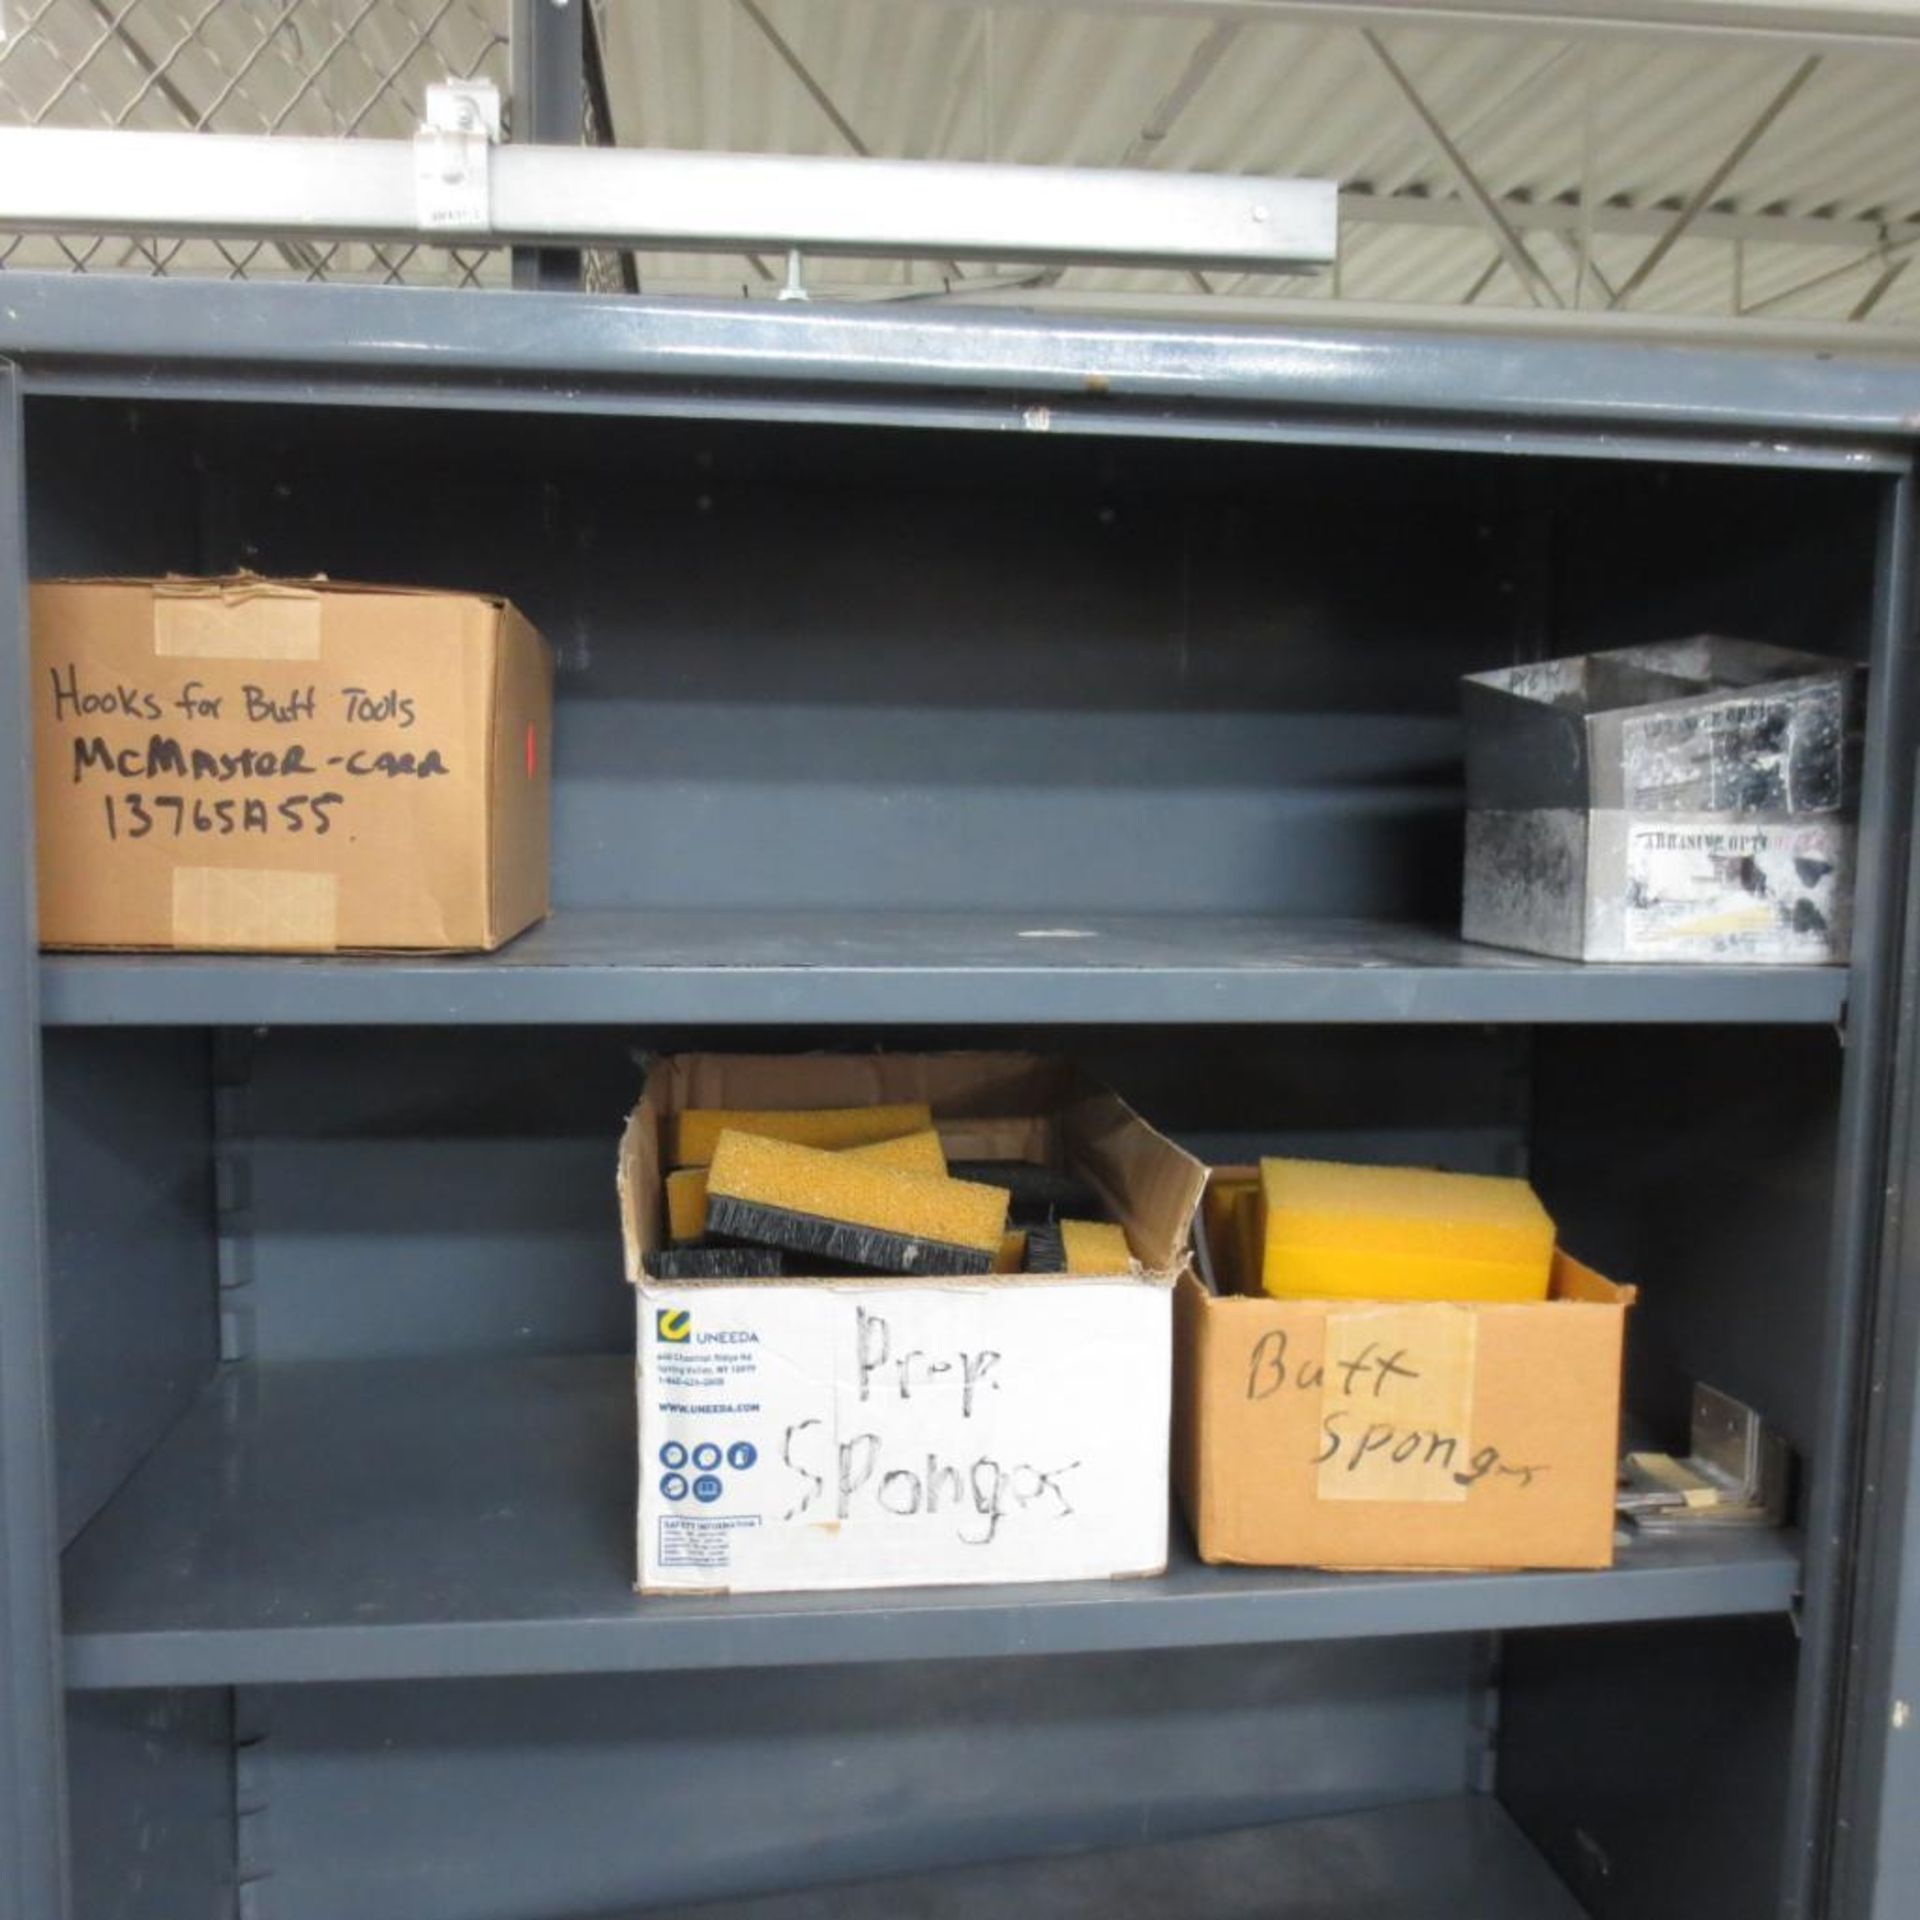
580,0,633,295
0,0,513,283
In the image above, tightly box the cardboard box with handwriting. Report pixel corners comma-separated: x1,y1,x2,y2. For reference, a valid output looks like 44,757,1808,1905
32,575,551,951
1176,1168,1635,1571
620,1053,1206,1596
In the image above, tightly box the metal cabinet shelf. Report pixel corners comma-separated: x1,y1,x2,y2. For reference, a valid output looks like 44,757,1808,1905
641,1795,1589,1920
39,910,1852,1027
58,1355,1803,1690
2,277,1917,1920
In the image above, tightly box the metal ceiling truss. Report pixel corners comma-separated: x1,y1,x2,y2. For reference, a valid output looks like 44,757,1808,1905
621,3,1913,335
1361,28,1564,309
1606,52,1823,307
937,1,1920,56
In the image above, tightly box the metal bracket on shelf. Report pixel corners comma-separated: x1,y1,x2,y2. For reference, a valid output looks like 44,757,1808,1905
234,1692,275,1920
776,248,810,303
414,79,502,236
1618,1383,1792,1532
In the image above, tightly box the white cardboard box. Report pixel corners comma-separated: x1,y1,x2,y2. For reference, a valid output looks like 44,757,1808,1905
620,1052,1204,1597
636,1276,1171,1592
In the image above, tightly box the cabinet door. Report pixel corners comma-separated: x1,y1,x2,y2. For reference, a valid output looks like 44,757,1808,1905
1841,866,1920,1920
1834,979,1920,1920
1862,1414,1920,1919
0,360,69,1920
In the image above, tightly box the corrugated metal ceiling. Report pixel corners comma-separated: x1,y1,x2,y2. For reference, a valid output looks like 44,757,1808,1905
0,0,1912,330
596,0,1920,329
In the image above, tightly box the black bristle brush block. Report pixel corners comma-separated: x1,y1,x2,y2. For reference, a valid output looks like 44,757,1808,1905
1024,1224,1067,1274
645,1247,787,1280
949,1161,1101,1225
704,1194,994,1276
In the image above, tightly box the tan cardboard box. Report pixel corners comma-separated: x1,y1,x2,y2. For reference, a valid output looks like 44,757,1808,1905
619,1053,1206,1596
1176,1166,1635,1572
32,575,551,952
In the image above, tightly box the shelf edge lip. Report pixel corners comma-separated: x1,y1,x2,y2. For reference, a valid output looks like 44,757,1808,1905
5,277,1920,448
60,1555,1802,1691
35,963,1851,1029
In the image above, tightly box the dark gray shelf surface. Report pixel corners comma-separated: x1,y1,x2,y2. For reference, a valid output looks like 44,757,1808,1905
39,909,1851,1026
62,1356,1802,1689
646,1796,1584,1920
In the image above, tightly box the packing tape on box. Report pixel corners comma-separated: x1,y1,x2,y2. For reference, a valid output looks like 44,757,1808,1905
153,583,322,661
1316,1305,1477,1504
172,867,338,949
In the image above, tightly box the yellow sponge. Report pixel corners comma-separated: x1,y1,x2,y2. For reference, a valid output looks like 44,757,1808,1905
665,1167,710,1244
843,1129,948,1178
1203,1173,1261,1292
665,1128,948,1243
994,1228,1028,1274
1260,1158,1554,1304
1233,1186,1263,1294
670,1103,933,1169
706,1130,1009,1275
1060,1220,1133,1274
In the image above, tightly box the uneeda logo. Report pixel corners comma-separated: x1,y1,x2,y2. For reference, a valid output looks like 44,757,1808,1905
656,1308,691,1344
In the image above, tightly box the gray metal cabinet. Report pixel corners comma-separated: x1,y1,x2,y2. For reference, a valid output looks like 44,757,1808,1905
1,277,1917,1920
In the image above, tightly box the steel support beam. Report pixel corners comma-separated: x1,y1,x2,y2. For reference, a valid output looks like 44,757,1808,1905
511,0,585,289
1573,43,1600,309
1610,53,1821,307
1462,252,1505,303
1343,186,1916,253
1555,230,1620,305
1025,18,1243,293
1120,18,1244,165
1362,30,1563,307
0,127,1338,272
734,0,870,155
913,1,1920,55
1852,257,1910,321
730,0,971,286
1740,238,1915,317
